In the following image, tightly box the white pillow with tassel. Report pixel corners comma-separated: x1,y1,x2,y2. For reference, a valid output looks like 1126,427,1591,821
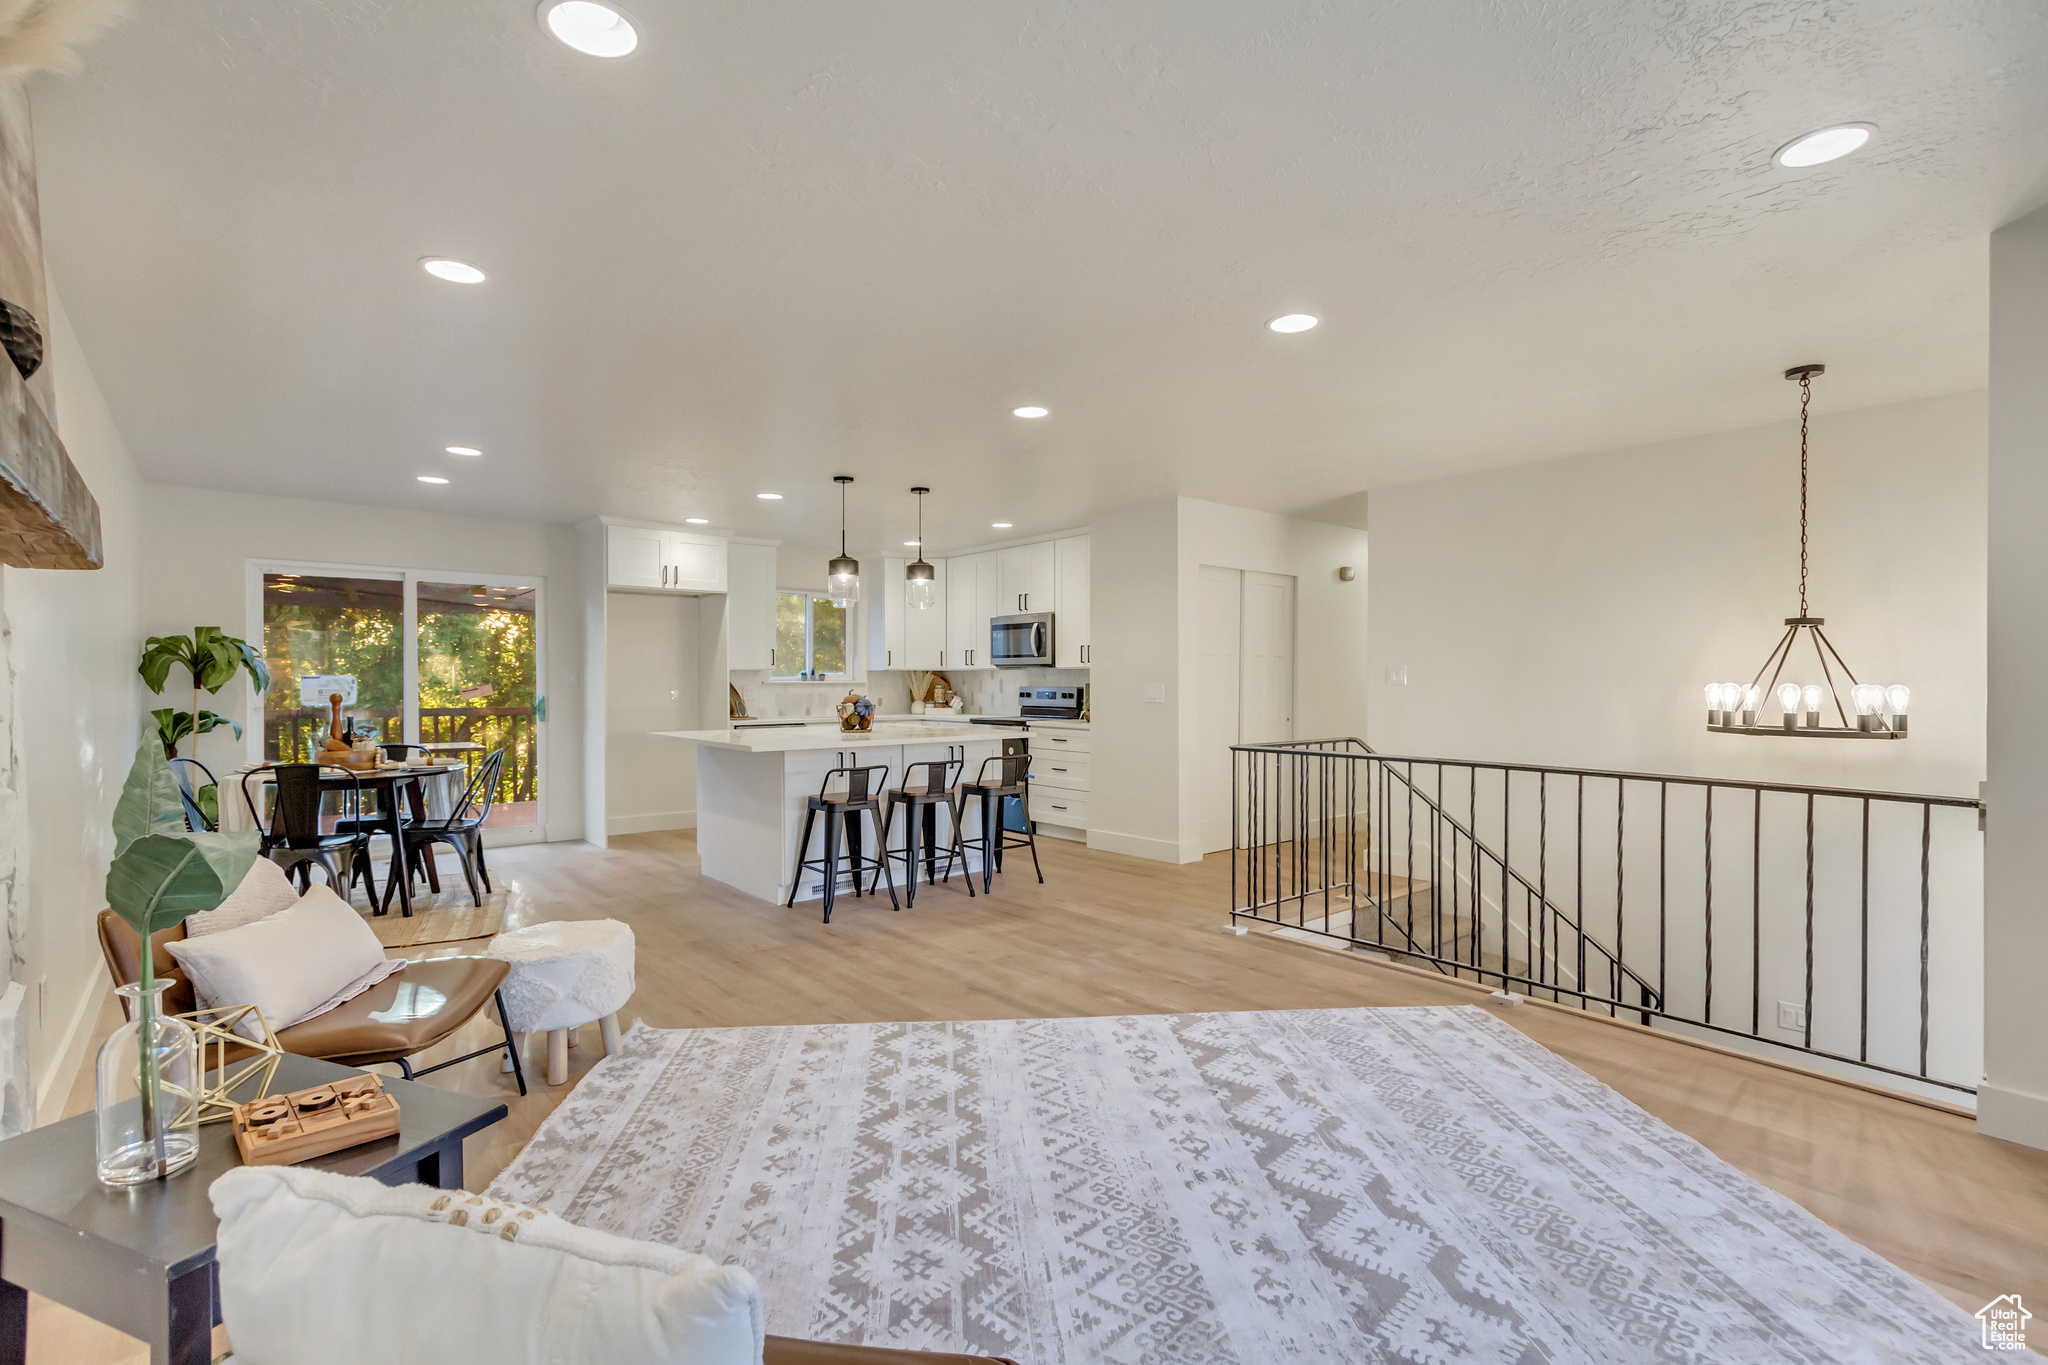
211,1165,763,1365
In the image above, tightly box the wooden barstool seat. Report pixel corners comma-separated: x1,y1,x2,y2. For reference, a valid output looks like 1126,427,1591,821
874,748,973,907
956,753,1043,894
787,762,898,923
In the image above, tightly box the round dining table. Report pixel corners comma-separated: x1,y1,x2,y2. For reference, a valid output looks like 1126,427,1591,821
234,761,468,918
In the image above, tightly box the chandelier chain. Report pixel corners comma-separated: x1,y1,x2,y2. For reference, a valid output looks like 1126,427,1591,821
1798,371,1811,617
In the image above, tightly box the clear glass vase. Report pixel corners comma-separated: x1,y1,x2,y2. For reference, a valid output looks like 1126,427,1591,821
95,982,200,1187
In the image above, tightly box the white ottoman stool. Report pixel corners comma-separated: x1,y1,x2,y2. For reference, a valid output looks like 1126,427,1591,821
485,919,635,1086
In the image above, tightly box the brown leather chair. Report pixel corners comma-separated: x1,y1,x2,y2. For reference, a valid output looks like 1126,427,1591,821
96,912,526,1094
764,1339,1018,1364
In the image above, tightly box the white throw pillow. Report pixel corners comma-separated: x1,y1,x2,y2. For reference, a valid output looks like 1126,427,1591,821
165,884,389,1038
211,1166,764,1365
184,857,301,938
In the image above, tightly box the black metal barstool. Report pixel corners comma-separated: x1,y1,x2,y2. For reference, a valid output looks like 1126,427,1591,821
957,753,1042,893
873,748,972,907
245,763,380,902
787,761,897,923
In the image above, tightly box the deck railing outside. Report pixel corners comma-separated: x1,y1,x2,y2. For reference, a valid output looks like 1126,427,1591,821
266,706,539,806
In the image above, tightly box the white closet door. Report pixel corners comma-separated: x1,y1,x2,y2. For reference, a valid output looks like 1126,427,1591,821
1240,571,1296,744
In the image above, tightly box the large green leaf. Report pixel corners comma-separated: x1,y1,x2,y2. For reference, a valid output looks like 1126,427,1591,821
104,831,262,938
137,635,193,694
112,737,186,856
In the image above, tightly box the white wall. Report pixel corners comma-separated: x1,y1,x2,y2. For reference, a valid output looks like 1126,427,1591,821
1087,497,1371,864
134,486,587,842
9,288,144,1123
605,590,699,835
1366,391,1985,795
1364,391,1988,1100
1983,203,2048,1149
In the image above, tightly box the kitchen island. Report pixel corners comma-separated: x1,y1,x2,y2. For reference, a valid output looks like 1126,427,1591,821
653,721,1024,905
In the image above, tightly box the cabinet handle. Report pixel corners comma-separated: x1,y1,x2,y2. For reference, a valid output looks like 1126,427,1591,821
887,650,892,667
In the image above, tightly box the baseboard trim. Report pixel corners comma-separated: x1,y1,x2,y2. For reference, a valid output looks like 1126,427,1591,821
1977,1079,2048,1150
37,972,107,1128
607,811,697,836
1086,828,1202,864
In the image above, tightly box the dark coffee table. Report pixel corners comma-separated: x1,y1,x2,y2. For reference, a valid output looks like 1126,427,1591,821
0,1053,506,1364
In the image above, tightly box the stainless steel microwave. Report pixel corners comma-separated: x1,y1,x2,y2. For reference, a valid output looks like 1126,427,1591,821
990,612,1054,668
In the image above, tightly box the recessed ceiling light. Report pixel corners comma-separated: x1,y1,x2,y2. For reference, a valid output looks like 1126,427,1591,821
1267,313,1319,333
1774,123,1876,168
991,522,1013,529
1012,406,1049,419
417,475,450,484
757,492,782,500
445,446,482,456
421,258,487,284
540,0,639,57
685,517,709,524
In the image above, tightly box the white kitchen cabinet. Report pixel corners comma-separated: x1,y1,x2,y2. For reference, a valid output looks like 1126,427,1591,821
945,551,998,669
605,523,729,594
607,525,667,590
903,558,947,670
865,558,906,671
1055,534,1091,667
727,541,778,670
662,531,727,593
997,540,1057,616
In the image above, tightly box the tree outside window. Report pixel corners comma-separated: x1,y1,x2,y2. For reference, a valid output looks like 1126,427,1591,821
773,591,851,680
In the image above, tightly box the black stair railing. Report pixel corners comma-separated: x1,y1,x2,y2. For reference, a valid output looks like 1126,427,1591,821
1230,737,1982,1096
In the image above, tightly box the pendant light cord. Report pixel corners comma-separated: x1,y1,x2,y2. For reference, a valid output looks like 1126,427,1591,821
840,478,849,556
1798,370,1811,617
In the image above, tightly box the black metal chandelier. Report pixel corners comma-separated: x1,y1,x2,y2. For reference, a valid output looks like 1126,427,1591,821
1705,365,1908,740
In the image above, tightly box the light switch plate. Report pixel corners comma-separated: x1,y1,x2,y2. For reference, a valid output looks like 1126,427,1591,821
1142,683,1166,703
1384,665,1408,685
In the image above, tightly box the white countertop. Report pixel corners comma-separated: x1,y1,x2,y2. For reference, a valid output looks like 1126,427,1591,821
654,721,1041,753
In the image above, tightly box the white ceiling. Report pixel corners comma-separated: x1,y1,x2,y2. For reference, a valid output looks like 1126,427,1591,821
29,0,2048,552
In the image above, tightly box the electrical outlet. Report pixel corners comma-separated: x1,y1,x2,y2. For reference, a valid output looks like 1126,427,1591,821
1778,1001,1806,1031
1384,665,1408,686
668,689,678,701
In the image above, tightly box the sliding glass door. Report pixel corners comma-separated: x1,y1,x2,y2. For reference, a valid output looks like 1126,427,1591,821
253,564,546,842
416,581,541,832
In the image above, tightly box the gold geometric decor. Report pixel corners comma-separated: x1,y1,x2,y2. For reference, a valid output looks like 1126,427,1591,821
174,1004,283,1126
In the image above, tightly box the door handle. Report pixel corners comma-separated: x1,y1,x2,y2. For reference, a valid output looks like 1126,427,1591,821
1033,623,1046,659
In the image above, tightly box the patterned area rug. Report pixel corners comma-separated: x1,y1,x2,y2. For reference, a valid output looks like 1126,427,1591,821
492,1006,1984,1363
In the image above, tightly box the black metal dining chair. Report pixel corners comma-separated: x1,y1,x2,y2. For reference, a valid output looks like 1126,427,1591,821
168,757,218,832
873,749,972,908
788,762,897,923
380,749,505,913
956,753,1042,893
244,763,380,901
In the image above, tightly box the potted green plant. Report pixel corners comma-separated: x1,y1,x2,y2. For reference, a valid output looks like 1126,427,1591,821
95,739,262,1186
138,626,271,759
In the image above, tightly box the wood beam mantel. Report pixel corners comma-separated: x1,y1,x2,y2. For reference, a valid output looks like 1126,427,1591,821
0,339,97,570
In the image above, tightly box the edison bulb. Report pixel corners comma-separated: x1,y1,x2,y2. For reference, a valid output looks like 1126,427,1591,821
1802,684,1824,715
1777,682,1802,715
1886,685,1910,715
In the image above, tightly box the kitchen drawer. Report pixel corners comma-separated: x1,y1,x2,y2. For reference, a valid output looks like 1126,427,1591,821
1030,751,1090,791
1030,791,1090,829
1028,727,1090,754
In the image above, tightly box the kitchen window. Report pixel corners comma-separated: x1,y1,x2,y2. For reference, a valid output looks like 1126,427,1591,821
773,590,851,680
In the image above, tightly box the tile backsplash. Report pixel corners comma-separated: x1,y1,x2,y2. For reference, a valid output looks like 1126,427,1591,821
728,668,1087,720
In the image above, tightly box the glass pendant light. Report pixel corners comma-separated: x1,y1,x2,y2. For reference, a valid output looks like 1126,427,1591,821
827,475,860,607
905,486,936,610
1703,365,1907,740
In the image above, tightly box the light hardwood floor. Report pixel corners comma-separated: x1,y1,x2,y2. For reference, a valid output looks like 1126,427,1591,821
41,829,2048,1360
